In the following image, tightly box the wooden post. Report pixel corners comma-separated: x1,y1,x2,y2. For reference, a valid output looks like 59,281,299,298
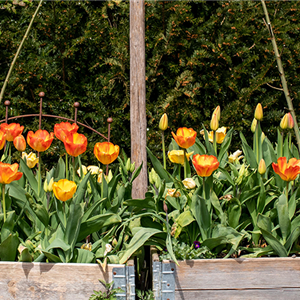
130,0,148,198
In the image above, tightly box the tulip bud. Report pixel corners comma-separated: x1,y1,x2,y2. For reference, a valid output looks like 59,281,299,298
251,118,257,133
81,243,92,251
280,114,288,130
104,244,112,256
125,158,131,172
261,132,265,142
112,238,118,247
44,177,54,192
287,113,294,129
258,158,266,175
254,103,263,121
154,174,161,189
212,106,221,121
182,178,196,189
149,168,154,185
210,113,219,131
106,170,113,183
163,201,168,214
159,113,168,131
130,162,135,173
77,165,87,177
166,188,181,198
13,135,26,151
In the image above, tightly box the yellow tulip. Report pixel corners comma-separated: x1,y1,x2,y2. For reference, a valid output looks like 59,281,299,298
251,118,257,133
200,127,227,144
22,152,39,169
182,178,196,189
168,150,194,165
228,150,244,163
254,103,263,121
210,113,219,131
280,114,288,130
159,113,168,131
212,106,221,121
258,159,266,175
52,179,77,202
77,165,87,177
166,189,181,198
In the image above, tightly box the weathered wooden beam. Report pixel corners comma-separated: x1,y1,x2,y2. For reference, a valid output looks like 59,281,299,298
130,0,147,198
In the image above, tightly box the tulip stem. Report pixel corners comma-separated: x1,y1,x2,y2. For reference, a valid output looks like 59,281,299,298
183,149,187,179
289,132,292,150
255,122,259,163
213,131,217,156
286,182,289,203
9,142,11,162
2,184,6,222
279,131,283,158
66,153,69,180
202,177,206,199
162,131,166,170
73,157,75,182
38,152,41,196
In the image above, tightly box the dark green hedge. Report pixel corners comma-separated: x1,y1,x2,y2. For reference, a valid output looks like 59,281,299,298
1,0,299,166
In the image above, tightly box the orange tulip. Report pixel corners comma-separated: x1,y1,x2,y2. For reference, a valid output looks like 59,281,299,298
192,154,219,177
13,135,26,151
27,130,54,152
94,142,120,165
63,132,87,157
171,127,197,149
0,123,24,142
0,162,23,184
0,131,6,150
272,157,300,182
54,122,79,141
287,113,294,129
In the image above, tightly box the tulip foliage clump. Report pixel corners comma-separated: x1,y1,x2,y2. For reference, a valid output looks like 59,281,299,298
141,104,300,261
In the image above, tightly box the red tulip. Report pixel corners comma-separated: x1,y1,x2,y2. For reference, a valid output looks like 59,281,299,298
0,123,24,142
272,157,300,182
0,162,22,184
27,130,54,152
63,133,87,157
94,142,119,165
54,122,79,141
192,154,219,177
13,135,26,151
171,127,197,149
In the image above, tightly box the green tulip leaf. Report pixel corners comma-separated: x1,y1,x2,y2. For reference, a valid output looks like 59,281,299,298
0,233,20,261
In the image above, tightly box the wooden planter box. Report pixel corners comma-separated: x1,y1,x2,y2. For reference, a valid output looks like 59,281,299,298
152,253,300,300
0,261,135,300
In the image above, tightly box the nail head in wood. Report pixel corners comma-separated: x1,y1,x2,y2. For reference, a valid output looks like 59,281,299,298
74,102,80,108
107,117,113,123
4,100,10,106
39,92,45,97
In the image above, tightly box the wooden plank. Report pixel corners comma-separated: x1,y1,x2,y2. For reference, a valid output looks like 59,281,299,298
175,288,300,300
0,262,122,300
130,0,148,199
165,257,300,291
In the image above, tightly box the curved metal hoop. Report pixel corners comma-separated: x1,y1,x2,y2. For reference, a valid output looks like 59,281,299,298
0,114,108,140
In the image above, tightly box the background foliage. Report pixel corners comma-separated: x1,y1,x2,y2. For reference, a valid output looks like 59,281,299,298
1,0,300,166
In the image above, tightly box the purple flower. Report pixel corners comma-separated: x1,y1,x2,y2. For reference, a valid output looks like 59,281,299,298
193,241,201,249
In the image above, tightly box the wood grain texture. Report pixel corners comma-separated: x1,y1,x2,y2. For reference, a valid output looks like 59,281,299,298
0,262,121,300
163,257,300,299
130,0,148,199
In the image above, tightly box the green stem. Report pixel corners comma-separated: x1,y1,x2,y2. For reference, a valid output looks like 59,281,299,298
183,149,187,179
213,130,217,155
63,202,66,227
2,184,6,222
73,157,75,182
255,121,259,163
0,0,43,103
162,131,166,170
65,153,68,180
38,152,41,196
289,132,292,150
279,132,283,158
286,181,289,203
9,142,11,162
261,0,300,154
202,177,206,199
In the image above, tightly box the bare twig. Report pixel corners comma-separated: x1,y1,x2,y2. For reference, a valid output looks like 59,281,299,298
266,83,283,91
261,0,300,153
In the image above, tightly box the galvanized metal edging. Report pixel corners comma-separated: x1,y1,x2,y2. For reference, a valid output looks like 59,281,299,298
112,265,135,300
153,260,175,300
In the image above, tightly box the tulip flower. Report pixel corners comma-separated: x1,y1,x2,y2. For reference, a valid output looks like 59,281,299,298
97,170,104,183
54,122,79,141
200,127,227,144
52,179,77,202
287,113,294,129
272,157,300,182
182,178,196,189
22,152,39,168
212,106,221,121
251,118,257,133
13,135,26,152
254,103,263,121
0,162,23,184
159,113,168,131
166,188,181,198
228,150,243,163
0,131,6,150
280,114,288,130
210,113,219,131
94,142,120,165
258,159,266,175
63,133,87,157
168,150,194,165
77,165,87,177
87,165,102,175
171,127,197,149
0,123,24,142
192,154,219,177
44,177,54,192
0,162,23,222
27,130,54,152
